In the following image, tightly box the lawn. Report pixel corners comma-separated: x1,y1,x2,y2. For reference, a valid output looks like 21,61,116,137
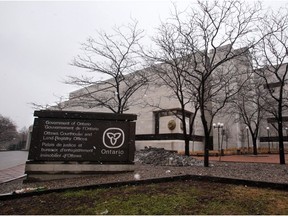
1,179,288,215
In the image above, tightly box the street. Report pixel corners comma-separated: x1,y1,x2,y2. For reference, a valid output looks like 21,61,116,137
0,151,28,170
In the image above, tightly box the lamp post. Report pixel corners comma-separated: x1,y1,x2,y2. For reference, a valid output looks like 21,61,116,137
246,126,250,154
267,126,271,154
285,128,288,142
284,127,288,144
213,122,224,156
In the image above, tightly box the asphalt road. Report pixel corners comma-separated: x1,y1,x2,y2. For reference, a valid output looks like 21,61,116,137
0,151,28,170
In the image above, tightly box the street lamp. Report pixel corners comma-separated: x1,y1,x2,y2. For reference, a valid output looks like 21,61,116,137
246,126,250,154
213,122,224,156
267,126,271,154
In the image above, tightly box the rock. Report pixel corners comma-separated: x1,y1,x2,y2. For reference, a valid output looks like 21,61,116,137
134,147,203,166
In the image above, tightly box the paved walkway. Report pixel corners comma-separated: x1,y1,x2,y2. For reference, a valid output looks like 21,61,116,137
0,151,28,170
197,153,288,164
0,164,26,183
0,151,28,183
0,154,287,184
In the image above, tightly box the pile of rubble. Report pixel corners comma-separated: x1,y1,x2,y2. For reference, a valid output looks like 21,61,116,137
134,147,204,166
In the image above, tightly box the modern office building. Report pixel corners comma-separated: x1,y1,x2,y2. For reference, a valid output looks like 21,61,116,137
58,45,287,154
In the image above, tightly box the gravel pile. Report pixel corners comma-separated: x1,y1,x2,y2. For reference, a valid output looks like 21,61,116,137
135,147,203,166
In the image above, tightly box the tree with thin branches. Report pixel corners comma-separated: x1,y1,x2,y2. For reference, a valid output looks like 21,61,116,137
144,44,200,156
0,115,18,146
67,20,148,114
226,73,268,155
252,7,288,164
147,0,262,166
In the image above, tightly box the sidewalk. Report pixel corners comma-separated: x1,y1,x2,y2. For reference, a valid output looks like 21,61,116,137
0,164,26,184
0,154,287,184
194,153,288,164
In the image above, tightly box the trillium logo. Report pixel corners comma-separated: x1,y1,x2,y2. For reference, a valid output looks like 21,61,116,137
103,128,125,149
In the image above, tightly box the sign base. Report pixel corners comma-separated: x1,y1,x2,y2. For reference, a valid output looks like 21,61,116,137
25,161,134,181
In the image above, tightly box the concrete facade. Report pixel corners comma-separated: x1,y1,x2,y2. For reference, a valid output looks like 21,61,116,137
63,79,208,153
59,45,286,154
257,63,288,151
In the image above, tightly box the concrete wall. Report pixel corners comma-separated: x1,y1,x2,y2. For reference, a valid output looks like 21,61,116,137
59,45,256,153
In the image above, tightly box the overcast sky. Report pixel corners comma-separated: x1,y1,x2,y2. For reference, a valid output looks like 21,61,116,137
0,0,286,130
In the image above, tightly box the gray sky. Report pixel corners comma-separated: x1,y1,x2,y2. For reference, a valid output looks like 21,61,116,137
0,0,285,130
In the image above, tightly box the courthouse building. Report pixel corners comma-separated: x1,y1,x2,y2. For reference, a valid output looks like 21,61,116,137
257,63,288,150
58,45,287,154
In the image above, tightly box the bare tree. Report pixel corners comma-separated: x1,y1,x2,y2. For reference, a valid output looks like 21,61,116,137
148,0,262,166
18,127,28,150
227,75,268,155
30,95,71,111
252,7,288,164
144,48,200,156
0,115,18,146
67,20,148,114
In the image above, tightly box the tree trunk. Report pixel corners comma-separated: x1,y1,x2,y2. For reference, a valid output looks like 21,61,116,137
203,137,210,167
180,108,190,156
200,110,210,167
278,94,285,164
252,136,258,155
184,138,190,156
278,119,285,164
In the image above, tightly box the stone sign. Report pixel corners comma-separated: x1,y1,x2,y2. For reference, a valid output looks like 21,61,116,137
25,110,137,181
28,110,136,163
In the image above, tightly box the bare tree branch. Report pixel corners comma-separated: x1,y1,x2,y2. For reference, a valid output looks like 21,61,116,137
66,19,148,114
144,0,262,166
252,6,288,164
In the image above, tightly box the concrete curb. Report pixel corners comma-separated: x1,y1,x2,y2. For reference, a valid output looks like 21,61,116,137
0,174,288,200
0,174,27,184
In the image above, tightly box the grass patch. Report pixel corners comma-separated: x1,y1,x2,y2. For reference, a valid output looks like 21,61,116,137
1,180,288,215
